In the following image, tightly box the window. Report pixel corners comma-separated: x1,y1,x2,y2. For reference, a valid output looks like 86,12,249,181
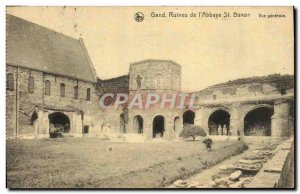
213,94,217,100
60,83,65,97
28,77,34,94
86,88,90,101
83,125,89,134
6,73,14,91
156,74,163,89
45,80,50,95
74,86,79,99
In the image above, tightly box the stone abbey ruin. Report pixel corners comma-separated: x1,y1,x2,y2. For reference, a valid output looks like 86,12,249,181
6,14,294,140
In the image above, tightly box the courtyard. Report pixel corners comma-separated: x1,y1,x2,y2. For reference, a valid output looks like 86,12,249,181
7,137,246,188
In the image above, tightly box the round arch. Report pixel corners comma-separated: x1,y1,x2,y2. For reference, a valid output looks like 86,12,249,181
174,116,181,132
243,105,274,136
133,115,143,133
208,108,231,135
48,112,70,138
183,110,195,125
30,111,38,125
243,104,273,117
152,115,165,138
120,113,126,133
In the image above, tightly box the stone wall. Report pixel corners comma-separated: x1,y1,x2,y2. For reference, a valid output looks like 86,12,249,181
129,60,181,91
98,75,129,94
195,83,283,102
6,65,105,138
122,60,184,140
246,138,294,188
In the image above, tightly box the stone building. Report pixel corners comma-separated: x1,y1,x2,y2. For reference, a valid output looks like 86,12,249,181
6,14,103,139
191,81,294,138
126,59,183,140
6,14,295,140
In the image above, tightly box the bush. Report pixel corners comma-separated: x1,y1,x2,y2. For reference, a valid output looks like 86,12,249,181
179,124,207,140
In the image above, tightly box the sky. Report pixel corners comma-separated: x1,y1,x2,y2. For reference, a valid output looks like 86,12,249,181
7,6,294,92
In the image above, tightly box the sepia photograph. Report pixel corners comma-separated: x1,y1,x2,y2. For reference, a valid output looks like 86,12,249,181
5,6,294,189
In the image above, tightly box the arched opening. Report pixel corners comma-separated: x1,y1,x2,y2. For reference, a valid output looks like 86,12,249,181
153,115,165,138
208,109,230,135
120,113,126,133
133,115,143,133
174,116,180,132
244,106,274,136
49,112,70,138
30,111,38,125
183,110,195,125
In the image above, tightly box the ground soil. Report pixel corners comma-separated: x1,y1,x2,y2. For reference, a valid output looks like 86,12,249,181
7,138,247,188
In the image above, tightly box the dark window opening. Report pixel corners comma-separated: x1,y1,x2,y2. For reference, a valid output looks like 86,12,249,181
60,83,65,97
83,125,89,134
30,111,38,125
133,115,143,134
7,73,14,91
86,88,91,101
45,80,50,95
120,114,126,133
153,115,165,138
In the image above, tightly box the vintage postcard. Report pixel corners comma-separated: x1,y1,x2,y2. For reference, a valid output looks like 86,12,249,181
6,6,294,189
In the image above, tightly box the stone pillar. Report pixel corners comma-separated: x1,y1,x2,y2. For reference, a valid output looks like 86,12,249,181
38,111,49,138
76,113,83,137
144,119,152,140
71,113,83,137
272,99,290,137
230,103,241,136
174,117,183,139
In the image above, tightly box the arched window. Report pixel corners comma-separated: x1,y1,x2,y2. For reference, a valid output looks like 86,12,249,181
45,80,50,95
74,86,79,99
173,75,179,89
86,88,90,101
28,77,34,94
156,74,163,89
6,73,14,91
60,83,65,97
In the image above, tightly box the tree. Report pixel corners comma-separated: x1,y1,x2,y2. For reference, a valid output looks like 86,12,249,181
179,124,207,141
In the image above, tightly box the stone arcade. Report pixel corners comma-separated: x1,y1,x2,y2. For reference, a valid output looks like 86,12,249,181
6,15,294,140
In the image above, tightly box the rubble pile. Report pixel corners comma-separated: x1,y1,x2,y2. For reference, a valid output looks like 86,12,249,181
210,143,280,188
171,141,282,188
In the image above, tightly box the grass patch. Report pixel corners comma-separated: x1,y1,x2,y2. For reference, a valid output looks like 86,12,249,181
7,138,247,188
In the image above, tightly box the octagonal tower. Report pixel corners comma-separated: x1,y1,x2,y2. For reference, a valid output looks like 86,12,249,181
127,59,183,140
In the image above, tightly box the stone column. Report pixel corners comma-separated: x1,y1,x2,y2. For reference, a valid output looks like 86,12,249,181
38,111,49,138
229,103,241,136
272,99,290,137
144,119,152,140
75,113,83,137
174,117,183,140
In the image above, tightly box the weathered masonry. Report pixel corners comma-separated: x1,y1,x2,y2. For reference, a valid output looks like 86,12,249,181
6,14,103,139
6,14,295,140
190,79,294,138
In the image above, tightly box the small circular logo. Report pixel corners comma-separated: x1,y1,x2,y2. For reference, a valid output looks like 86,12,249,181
134,12,144,22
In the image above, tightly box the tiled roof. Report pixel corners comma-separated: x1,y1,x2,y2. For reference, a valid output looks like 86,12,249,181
6,14,97,83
